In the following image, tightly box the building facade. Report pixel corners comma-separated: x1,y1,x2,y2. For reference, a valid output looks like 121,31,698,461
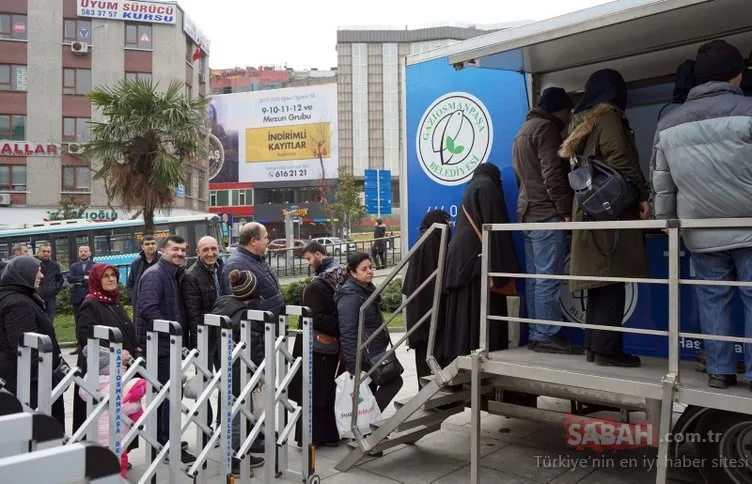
335,24,523,229
0,0,210,225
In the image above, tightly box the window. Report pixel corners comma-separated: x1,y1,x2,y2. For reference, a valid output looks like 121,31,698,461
0,115,25,140
209,190,217,206
185,173,193,197
125,72,152,83
231,189,247,206
215,190,229,206
63,117,90,142
63,68,91,95
125,24,152,49
185,83,192,98
197,176,205,200
0,64,27,91
198,56,207,79
63,19,91,43
185,37,194,62
62,166,90,192
0,14,27,41
0,165,26,191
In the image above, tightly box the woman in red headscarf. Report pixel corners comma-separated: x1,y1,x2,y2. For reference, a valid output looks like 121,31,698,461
72,264,139,434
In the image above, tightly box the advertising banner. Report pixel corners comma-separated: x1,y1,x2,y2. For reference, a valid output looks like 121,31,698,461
76,0,177,24
209,84,338,183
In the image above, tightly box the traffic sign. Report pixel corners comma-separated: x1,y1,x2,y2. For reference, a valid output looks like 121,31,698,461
364,169,392,216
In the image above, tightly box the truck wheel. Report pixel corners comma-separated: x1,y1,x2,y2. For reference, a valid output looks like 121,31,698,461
695,409,752,483
670,405,710,458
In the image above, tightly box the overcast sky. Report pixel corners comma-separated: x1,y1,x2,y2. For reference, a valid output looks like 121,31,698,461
177,0,612,70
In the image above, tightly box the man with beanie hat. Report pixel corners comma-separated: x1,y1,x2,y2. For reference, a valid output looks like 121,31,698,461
211,268,265,474
512,86,582,355
653,39,752,390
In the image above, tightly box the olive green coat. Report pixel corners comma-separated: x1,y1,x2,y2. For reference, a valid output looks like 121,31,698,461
559,103,650,292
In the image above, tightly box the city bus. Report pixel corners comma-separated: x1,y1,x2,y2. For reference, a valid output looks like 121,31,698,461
0,214,225,273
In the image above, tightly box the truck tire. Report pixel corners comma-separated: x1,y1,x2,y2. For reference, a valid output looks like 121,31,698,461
670,405,710,458
694,409,752,483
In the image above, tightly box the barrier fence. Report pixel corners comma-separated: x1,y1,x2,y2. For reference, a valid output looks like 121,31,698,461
4,305,317,483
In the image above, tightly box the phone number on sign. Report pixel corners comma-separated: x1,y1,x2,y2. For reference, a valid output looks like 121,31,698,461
79,9,118,17
271,169,308,178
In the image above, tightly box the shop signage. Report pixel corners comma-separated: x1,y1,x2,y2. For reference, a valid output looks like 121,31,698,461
76,0,177,25
0,142,59,156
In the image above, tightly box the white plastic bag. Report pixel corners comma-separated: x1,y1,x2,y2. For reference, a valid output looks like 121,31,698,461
334,372,382,439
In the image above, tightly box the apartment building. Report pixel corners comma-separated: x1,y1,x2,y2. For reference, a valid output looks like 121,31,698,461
0,0,210,225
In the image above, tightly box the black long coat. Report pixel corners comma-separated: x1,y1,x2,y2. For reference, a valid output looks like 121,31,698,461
443,163,521,362
289,277,342,445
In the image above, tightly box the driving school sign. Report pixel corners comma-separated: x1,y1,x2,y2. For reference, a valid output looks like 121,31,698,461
76,0,177,24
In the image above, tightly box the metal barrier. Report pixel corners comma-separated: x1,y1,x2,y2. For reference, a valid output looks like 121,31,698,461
12,305,317,483
473,217,752,484
350,223,448,441
0,442,121,483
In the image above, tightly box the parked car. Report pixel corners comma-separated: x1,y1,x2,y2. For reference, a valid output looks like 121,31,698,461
268,238,306,257
311,236,357,256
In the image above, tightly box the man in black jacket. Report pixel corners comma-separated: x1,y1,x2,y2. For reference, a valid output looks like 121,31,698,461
126,235,158,312
221,223,284,319
66,245,94,356
303,240,336,275
35,243,64,321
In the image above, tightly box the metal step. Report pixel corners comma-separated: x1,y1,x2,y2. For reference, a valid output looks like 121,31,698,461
370,403,465,432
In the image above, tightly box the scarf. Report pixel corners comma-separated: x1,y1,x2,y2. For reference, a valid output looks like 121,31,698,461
84,263,120,304
317,264,348,292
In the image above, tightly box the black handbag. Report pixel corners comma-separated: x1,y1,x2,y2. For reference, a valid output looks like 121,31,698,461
364,329,403,386
313,330,339,355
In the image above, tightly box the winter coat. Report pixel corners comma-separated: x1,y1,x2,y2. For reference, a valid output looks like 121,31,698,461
512,108,573,222
373,225,387,252
211,295,265,367
559,103,650,292
37,258,64,301
652,82,752,253
125,251,158,310
75,297,138,371
135,258,186,354
335,277,388,374
182,259,227,349
67,260,95,305
221,246,284,318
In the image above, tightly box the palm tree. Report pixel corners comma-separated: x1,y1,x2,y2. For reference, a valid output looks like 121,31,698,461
81,78,209,234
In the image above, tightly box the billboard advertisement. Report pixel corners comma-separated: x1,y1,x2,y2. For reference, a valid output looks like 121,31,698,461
76,0,176,24
208,84,338,184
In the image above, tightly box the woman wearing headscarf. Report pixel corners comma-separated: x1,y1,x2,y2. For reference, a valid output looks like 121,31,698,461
559,68,650,368
290,264,348,446
443,163,521,362
73,263,138,436
0,256,65,425
402,209,451,388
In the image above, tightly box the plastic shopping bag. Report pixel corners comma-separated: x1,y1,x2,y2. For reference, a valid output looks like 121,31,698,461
334,372,382,439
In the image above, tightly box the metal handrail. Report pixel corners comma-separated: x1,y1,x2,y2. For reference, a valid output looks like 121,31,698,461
350,223,449,441
479,216,752,368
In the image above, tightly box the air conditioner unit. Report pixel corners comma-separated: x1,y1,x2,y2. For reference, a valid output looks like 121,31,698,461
68,143,84,155
71,41,89,55
0,194,11,206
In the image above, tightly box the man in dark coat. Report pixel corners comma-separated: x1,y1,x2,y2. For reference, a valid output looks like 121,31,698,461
35,243,64,321
372,219,387,269
67,245,94,356
402,209,451,388
126,235,159,313
290,264,347,446
512,87,582,354
135,235,195,463
221,222,284,320
443,163,521,362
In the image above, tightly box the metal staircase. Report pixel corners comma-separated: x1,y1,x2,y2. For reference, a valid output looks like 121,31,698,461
335,223,493,472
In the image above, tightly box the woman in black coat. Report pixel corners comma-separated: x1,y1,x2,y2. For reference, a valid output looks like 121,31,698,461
73,263,138,435
402,209,451,388
0,256,65,425
290,264,347,446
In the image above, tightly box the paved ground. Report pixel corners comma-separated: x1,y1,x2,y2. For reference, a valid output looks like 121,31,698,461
58,331,704,483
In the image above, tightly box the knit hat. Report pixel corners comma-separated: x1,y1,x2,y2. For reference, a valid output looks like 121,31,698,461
537,87,573,114
695,40,745,84
82,345,111,375
229,269,257,301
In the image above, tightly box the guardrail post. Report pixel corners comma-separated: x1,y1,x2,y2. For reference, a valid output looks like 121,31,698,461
16,333,53,415
91,326,124,464
480,223,490,353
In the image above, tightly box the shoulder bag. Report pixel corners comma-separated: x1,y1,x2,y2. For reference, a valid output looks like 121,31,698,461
364,328,404,386
462,204,517,297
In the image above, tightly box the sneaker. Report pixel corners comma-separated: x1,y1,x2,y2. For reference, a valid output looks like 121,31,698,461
532,335,584,355
709,374,737,389
594,351,641,368
69,348,79,355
